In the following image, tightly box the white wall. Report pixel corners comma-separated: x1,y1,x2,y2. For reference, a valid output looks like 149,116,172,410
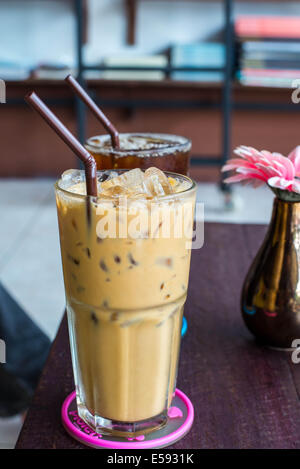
1,0,300,68
85,0,224,63
0,1,74,67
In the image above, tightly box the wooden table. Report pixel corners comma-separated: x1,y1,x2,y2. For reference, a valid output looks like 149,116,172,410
16,223,300,449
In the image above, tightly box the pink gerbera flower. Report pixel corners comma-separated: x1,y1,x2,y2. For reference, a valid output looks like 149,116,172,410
222,145,300,194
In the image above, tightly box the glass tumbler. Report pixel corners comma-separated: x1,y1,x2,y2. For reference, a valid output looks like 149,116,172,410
55,169,196,437
85,132,191,175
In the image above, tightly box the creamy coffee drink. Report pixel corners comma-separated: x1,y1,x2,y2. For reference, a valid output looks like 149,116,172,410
55,167,196,436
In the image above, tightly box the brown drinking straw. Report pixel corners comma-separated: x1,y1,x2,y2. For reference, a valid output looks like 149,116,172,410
65,74,120,149
25,91,97,197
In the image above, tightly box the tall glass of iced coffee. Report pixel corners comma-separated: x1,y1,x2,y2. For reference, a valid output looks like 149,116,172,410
55,167,196,437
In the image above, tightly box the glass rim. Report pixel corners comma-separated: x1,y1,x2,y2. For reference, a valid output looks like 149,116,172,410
85,132,191,157
54,168,197,202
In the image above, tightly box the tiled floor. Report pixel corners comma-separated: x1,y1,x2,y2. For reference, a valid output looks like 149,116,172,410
0,415,24,449
0,178,274,448
0,179,65,340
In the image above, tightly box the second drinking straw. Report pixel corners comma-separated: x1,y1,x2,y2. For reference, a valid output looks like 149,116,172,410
65,75,120,149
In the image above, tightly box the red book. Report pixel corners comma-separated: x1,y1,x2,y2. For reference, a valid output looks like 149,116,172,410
243,68,300,77
236,16,300,39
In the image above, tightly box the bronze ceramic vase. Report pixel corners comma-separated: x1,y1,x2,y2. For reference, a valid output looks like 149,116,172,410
241,191,300,349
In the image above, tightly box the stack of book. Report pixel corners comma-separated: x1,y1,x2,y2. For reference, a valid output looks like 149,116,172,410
236,16,300,88
31,63,74,80
170,43,225,82
0,60,29,81
100,55,167,81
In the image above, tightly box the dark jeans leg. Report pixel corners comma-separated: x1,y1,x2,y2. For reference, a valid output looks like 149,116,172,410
0,283,51,416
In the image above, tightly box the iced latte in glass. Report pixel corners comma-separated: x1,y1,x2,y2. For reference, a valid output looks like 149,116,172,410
55,167,196,437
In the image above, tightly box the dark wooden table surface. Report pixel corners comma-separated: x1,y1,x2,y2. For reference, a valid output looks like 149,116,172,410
16,223,300,449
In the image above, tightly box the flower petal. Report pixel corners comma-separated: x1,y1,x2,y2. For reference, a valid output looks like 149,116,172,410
288,146,300,177
270,154,295,180
255,163,283,178
221,159,258,172
268,176,294,191
223,174,252,184
236,167,268,181
292,179,300,194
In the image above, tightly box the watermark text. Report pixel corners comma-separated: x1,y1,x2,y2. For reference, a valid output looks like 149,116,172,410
0,79,5,103
0,339,6,363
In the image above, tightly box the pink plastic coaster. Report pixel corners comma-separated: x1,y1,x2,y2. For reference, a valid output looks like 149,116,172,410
61,389,194,449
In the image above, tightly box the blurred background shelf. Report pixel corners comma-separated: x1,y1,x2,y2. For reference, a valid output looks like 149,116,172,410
7,78,298,105
72,0,233,184
3,79,297,181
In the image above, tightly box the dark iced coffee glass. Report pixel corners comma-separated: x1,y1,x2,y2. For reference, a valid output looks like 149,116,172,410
85,133,191,175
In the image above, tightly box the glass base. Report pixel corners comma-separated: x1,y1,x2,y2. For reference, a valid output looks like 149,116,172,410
77,400,168,438
62,389,194,449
